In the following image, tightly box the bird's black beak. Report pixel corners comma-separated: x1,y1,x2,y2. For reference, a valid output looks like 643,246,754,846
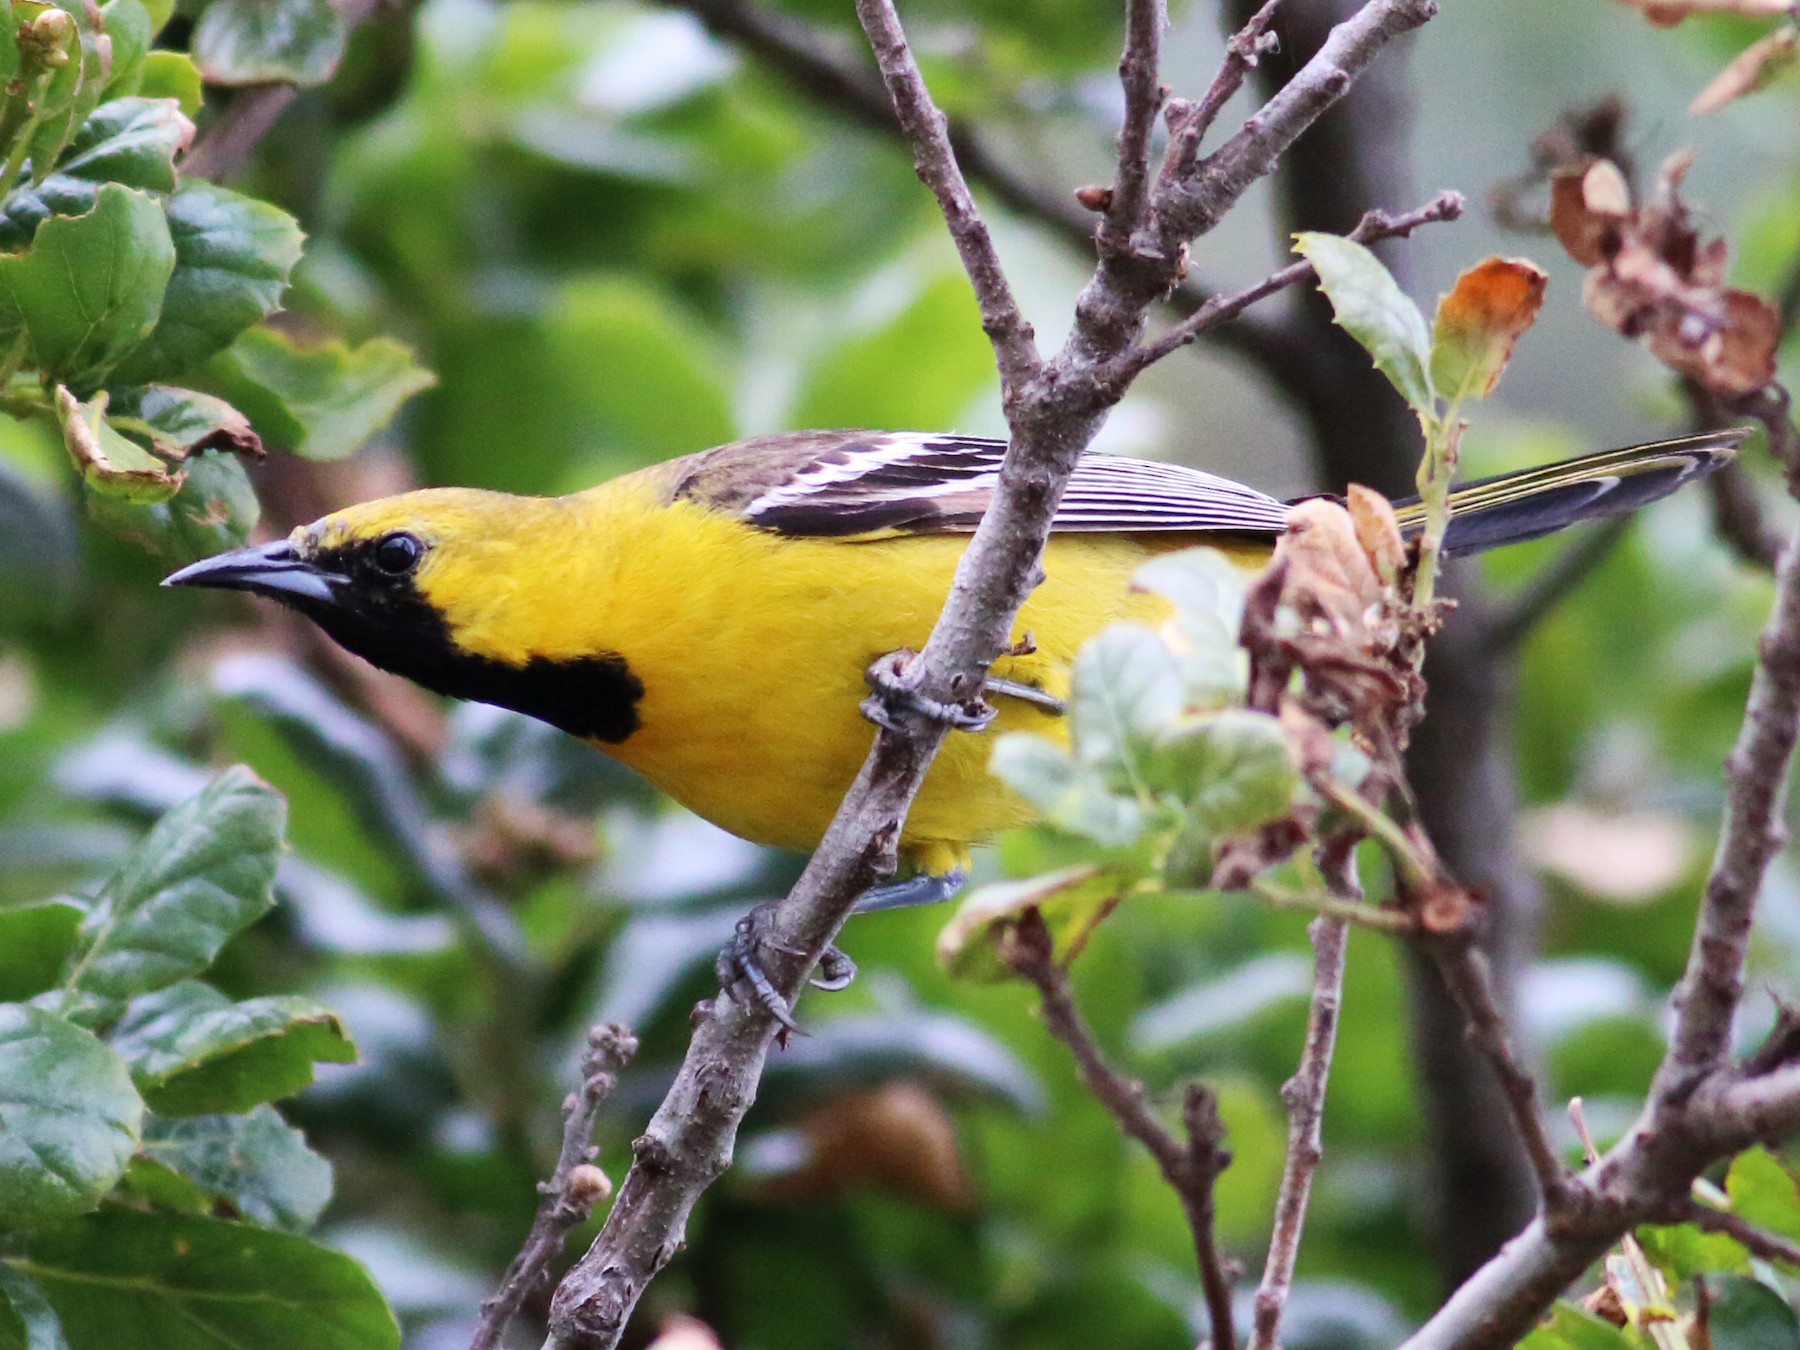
162,539,345,606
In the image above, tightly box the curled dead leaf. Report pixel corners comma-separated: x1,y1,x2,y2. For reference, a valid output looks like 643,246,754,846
1691,26,1798,114
1279,498,1384,637
1553,153,1781,397
1550,159,1631,267
1346,486,1406,587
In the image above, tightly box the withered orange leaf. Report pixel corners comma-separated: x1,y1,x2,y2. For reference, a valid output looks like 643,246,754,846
1430,257,1549,404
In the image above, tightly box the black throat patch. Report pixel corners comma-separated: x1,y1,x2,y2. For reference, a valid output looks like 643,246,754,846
287,540,645,744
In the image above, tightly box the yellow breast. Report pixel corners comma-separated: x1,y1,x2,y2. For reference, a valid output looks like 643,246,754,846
416,472,1269,868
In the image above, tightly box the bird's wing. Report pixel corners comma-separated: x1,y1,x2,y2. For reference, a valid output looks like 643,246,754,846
670,430,1293,541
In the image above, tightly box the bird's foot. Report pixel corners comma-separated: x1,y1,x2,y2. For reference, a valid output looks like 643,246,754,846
716,902,859,1034
861,650,996,733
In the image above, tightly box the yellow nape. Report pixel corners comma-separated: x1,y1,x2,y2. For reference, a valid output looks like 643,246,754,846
300,470,1271,874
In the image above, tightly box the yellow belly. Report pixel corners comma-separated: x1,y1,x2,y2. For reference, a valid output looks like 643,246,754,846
587,500,1269,869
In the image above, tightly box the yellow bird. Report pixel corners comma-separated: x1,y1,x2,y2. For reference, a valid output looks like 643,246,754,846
165,428,1740,1010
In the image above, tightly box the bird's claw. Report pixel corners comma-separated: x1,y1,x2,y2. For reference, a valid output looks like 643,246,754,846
861,650,996,733
716,902,858,1033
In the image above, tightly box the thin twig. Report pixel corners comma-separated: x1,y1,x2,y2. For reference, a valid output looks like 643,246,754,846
1708,462,1782,572
654,0,1298,372
1098,0,1168,254
852,0,1039,396
1103,191,1464,385
1684,1201,1800,1267
1656,393,1800,1093
1001,909,1238,1350
1249,840,1355,1350
1164,0,1285,183
1483,515,1633,655
1423,934,1571,1209
472,1025,638,1350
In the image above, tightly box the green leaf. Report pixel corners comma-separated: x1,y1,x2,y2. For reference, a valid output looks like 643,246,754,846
105,385,262,459
0,1004,144,1225
1130,548,1249,705
140,1106,332,1230
57,766,284,1024
1727,1145,1800,1244
937,865,1138,983
18,1209,400,1349
110,182,304,385
0,903,83,1004
1070,623,1184,771
109,981,355,1114
1293,231,1435,416
192,0,349,87
1516,1303,1633,1350
82,448,260,562
1147,710,1298,834
203,327,436,460
0,99,194,252
0,185,175,388
57,387,184,504
989,735,1148,847
0,1265,70,1350
1708,1276,1800,1350
1635,1221,1751,1279
137,53,203,115
99,0,155,95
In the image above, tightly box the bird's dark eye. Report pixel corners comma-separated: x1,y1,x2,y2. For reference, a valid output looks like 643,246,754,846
372,532,423,576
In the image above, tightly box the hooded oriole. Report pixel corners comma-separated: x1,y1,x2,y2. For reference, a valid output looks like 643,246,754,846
165,428,1740,994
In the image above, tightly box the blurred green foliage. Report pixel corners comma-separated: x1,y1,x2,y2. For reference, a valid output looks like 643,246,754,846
0,0,1798,1346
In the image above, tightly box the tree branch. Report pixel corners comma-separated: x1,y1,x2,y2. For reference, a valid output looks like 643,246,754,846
1104,190,1463,384
544,4,1442,1343
653,0,1303,377
851,0,1040,395
1249,846,1353,1350
471,1025,637,1350
1684,1202,1800,1268
1399,398,1800,1349
1002,909,1238,1350
1657,395,1800,1091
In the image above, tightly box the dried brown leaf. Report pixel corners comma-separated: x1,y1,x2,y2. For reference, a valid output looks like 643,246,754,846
1692,26,1799,114
1346,485,1406,586
1551,160,1630,266
1279,498,1383,636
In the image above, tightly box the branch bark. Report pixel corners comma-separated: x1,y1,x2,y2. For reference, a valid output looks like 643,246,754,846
543,2,1441,1344
472,1026,637,1350
1002,909,1238,1350
1249,893,1350,1350
1400,395,1800,1349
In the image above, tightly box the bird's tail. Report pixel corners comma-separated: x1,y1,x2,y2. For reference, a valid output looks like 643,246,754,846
1389,428,1748,556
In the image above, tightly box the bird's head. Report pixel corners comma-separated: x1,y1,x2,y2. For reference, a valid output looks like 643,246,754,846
163,489,646,742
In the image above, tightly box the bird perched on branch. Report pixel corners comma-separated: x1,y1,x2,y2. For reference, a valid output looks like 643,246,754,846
166,427,1741,1016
